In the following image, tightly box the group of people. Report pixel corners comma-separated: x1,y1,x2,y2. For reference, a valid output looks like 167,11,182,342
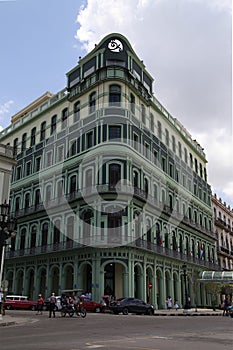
166,296,179,311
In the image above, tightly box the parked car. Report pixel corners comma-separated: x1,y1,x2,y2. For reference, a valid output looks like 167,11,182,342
78,296,103,313
109,297,154,315
4,295,37,311
227,305,233,318
43,296,62,311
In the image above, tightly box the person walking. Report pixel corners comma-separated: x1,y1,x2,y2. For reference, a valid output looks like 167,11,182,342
49,292,56,318
166,296,172,311
222,297,229,316
36,294,44,315
174,300,179,311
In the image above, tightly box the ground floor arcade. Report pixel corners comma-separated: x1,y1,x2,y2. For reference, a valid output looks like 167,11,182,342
4,246,213,309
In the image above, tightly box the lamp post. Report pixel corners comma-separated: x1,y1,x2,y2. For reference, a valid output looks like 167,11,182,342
182,263,189,309
0,201,17,317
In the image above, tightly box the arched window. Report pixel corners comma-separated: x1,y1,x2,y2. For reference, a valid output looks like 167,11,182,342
69,175,77,195
30,127,36,147
61,108,68,128
89,92,96,113
51,115,57,134
156,223,162,246
15,197,20,215
40,121,46,141
53,220,60,245
30,226,37,249
74,101,80,122
20,228,26,251
165,129,169,147
45,185,52,205
172,231,177,250
13,138,18,156
179,234,183,253
35,189,41,207
67,216,74,243
24,193,30,211
109,85,121,106
42,223,48,247
157,121,162,139
21,133,27,152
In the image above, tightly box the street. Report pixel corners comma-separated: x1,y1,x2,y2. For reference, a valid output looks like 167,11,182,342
0,310,232,350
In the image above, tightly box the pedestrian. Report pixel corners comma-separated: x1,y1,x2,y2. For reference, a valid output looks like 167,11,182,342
36,294,44,315
174,300,179,310
166,296,172,310
222,297,229,316
49,292,56,318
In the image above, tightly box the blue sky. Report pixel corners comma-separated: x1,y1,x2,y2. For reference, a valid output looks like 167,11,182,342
0,0,232,207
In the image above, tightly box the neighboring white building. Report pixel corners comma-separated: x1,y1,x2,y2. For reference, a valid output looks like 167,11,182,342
212,194,233,270
0,144,17,205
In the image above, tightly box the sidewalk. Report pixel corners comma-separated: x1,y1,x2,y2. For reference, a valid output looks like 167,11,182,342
154,308,223,316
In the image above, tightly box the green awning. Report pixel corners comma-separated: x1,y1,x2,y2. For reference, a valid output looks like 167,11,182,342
199,271,233,282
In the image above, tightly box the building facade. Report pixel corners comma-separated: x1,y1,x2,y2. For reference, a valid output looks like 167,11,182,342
212,194,233,271
0,33,219,308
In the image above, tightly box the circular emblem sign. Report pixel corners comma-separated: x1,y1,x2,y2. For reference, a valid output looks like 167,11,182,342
108,39,123,53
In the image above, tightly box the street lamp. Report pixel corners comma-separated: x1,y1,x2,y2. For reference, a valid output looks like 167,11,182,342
182,263,189,309
0,201,17,316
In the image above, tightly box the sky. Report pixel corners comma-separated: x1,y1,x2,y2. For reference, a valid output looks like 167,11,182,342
0,0,232,207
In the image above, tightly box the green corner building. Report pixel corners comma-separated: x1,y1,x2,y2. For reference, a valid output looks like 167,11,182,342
0,33,219,308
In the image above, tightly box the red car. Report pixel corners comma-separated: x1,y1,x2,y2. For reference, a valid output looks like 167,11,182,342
78,296,103,313
4,295,37,311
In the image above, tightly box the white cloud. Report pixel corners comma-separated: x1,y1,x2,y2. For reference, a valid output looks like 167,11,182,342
75,0,232,206
0,100,14,128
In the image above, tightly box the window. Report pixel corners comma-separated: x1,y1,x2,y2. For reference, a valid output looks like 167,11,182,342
15,197,20,214
169,163,173,177
40,121,46,141
46,151,52,167
178,141,182,158
200,163,203,178
35,157,41,172
184,148,188,163
86,131,93,149
21,133,27,152
133,171,139,188
57,180,63,199
61,108,68,128
130,93,135,114
30,127,36,147
157,121,162,139
35,189,41,207
13,138,18,156
165,129,169,147
30,226,37,249
16,166,22,180
109,164,121,189
195,158,198,173
20,228,26,251
89,92,96,113
73,101,80,122
144,142,149,158
53,220,60,245
26,162,31,176
51,115,57,134
57,145,64,162
69,175,77,194
189,153,193,168
109,85,121,106
42,223,48,246
45,185,52,205
150,113,154,132
109,125,121,140
172,135,176,152
24,193,30,210
141,104,146,124
133,133,139,151
162,157,166,172
70,140,77,156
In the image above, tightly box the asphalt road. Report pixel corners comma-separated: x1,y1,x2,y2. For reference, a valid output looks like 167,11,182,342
1,310,232,350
